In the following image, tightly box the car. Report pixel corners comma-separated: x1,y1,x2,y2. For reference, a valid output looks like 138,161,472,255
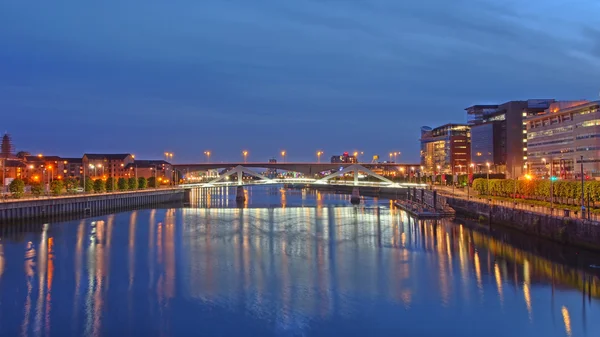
75,187,84,193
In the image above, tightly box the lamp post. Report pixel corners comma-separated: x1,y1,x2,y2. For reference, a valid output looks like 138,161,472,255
316,151,323,163
411,167,415,183
420,166,424,184
549,157,554,213
204,151,211,163
389,153,393,162
486,162,491,199
242,151,248,163
281,150,286,163
581,155,585,218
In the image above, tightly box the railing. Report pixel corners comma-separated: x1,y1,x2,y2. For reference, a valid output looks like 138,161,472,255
0,186,182,203
181,179,428,189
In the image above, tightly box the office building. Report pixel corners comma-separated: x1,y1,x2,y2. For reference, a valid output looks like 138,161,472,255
466,99,555,177
525,100,597,179
420,124,470,174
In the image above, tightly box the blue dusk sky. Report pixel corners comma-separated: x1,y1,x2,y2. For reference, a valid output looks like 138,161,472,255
1,0,599,163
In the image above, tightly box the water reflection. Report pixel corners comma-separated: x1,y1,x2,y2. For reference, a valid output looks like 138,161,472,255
0,187,598,337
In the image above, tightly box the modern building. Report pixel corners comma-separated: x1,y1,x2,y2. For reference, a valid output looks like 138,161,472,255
525,100,597,179
331,152,357,164
83,153,135,179
466,99,555,177
420,124,470,174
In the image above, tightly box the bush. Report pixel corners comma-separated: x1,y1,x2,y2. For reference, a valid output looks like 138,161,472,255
128,177,138,190
93,179,105,193
31,182,44,196
138,177,147,189
148,176,157,188
84,177,94,192
105,177,115,192
118,177,128,191
9,178,25,198
50,180,64,196
64,177,79,193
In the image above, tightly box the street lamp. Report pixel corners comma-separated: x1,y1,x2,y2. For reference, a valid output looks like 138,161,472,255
242,151,248,163
204,151,211,163
542,158,547,178
486,162,491,198
420,165,424,184
411,167,415,183
316,151,324,163
281,150,286,163
389,153,393,162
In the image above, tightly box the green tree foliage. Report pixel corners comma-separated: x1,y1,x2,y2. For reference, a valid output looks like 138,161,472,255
105,177,115,192
65,177,79,193
117,177,128,191
9,178,25,198
30,182,44,196
138,177,147,189
84,177,94,192
471,178,600,203
50,180,64,196
147,176,157,188
128,177,138,190
93,179,105,193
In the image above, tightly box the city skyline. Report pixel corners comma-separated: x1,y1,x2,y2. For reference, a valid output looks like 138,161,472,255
1,0,599,162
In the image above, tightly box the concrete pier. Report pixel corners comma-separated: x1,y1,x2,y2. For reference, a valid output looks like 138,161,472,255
0,189,185,223
350,187,360,205
235,186,246,202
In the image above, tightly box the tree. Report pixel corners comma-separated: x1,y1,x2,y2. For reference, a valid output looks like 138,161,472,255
30,182,44,196
9,178,24,198
15,151,31,159
117,177,128,191
93,179,105,193
138,177,147,189
128,177,138,190
65,177,79,193
105,177,115,192
148,176,157,188
50,180,64,196
84,177,94,193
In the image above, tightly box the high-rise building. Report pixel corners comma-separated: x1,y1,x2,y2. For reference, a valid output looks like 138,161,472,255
466,99,555,177
525,100,596,179
420,124,470,174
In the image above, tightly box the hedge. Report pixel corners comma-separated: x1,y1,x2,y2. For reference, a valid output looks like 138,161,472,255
472,178,600,203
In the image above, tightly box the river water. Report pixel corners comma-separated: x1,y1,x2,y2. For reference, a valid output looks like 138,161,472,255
0,186,598,337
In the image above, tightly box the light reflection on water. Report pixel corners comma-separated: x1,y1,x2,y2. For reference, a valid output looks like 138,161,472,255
0,186,598,337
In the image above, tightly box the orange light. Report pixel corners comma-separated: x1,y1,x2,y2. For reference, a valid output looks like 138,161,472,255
33,175,39,181
524,174,532,180
37,154,43,157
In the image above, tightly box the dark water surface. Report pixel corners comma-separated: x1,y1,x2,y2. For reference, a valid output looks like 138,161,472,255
0,187,599,337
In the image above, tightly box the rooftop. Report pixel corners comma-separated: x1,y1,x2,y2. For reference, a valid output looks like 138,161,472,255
84,153,132,160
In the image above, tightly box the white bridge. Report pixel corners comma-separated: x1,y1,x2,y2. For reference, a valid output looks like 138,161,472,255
180,164,427,189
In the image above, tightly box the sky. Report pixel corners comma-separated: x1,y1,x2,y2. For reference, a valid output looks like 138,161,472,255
1,0,599,163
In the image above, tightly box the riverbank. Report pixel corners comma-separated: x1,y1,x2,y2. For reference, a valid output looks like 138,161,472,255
0,188,186,223
447,196,600,251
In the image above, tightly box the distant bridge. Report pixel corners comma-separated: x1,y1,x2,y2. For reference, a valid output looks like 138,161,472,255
180,164,426,189
174,161,421,176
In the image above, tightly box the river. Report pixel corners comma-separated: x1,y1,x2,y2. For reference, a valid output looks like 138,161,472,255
0,186,598,336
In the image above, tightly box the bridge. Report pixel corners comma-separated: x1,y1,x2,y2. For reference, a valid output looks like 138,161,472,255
174,161,421,176
180,164,427,203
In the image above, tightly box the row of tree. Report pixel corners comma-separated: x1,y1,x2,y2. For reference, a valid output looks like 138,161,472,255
8,176,159,198
472,178,600,203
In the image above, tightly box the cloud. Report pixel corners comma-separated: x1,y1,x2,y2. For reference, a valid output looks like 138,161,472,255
0,0,599,161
